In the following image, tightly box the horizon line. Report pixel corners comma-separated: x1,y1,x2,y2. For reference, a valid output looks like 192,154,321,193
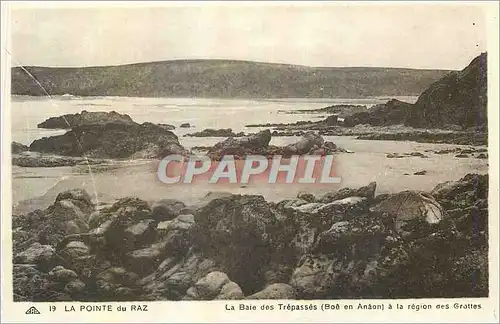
9,58,460,71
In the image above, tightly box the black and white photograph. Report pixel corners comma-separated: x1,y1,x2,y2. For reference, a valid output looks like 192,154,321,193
1,1,498,323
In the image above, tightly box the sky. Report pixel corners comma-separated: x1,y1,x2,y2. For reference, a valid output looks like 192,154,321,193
7,2,489,70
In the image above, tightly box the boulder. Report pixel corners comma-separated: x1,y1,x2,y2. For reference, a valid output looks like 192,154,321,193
180,123,191,128
48,265,80,282
104,204,156,253
281,132,324,155
293,197,369,222
14,242,58,271
289,255,339,299
13,189,94,247
125,242,168,277
216,281,245,300
290,211,406,299
183,271,233,300
13,264,72,302
206,130,272,160
246,283,296,299
320,182,377,203
193,195,280,294
431,173,488,210
126,214,195,277
371,191,444,232
124,219,157,248
47,266,86,297
140,251,217,300
57,240,93,273
157,214,195,236
55,189,95,214
95,267,141,301
296,192,316,203
13,264,89,301
151,199,186,222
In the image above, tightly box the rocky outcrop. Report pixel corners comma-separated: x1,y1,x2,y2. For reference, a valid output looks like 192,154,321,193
405,53,487,130
335,53,488,132
12,174,488,301
183,271,244,300
343,99,413,127
12,141,29,154
185,128,245,137
29,121,186,159
431,173,488,210
207,130,347,160
37,110,134,129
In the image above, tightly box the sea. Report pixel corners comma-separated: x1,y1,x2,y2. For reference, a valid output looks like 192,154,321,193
9,95,488,213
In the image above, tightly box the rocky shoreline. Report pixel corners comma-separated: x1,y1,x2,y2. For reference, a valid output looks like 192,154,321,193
244,122,488,146
13,110,354,166
246,53,488,146
12,173,488,301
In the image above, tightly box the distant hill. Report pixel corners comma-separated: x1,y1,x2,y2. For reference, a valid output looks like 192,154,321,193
404,52,487,129
11,59,451,98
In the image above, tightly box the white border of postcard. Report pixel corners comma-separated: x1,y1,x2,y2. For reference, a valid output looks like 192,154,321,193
1,1,499,323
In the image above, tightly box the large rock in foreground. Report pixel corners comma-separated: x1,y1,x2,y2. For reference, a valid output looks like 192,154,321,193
30,122,185,159
12,174,489,301
37,110,134,129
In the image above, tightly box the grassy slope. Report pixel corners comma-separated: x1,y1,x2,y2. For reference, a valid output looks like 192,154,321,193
11,59,452,98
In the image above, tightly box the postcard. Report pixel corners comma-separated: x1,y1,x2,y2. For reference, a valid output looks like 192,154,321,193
1,1,498,323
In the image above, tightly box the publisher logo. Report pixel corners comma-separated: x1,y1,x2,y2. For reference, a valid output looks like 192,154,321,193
25,306,41,315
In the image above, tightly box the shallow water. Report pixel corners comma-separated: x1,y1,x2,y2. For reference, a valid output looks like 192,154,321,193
11,95,418,145
10,95,487,213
